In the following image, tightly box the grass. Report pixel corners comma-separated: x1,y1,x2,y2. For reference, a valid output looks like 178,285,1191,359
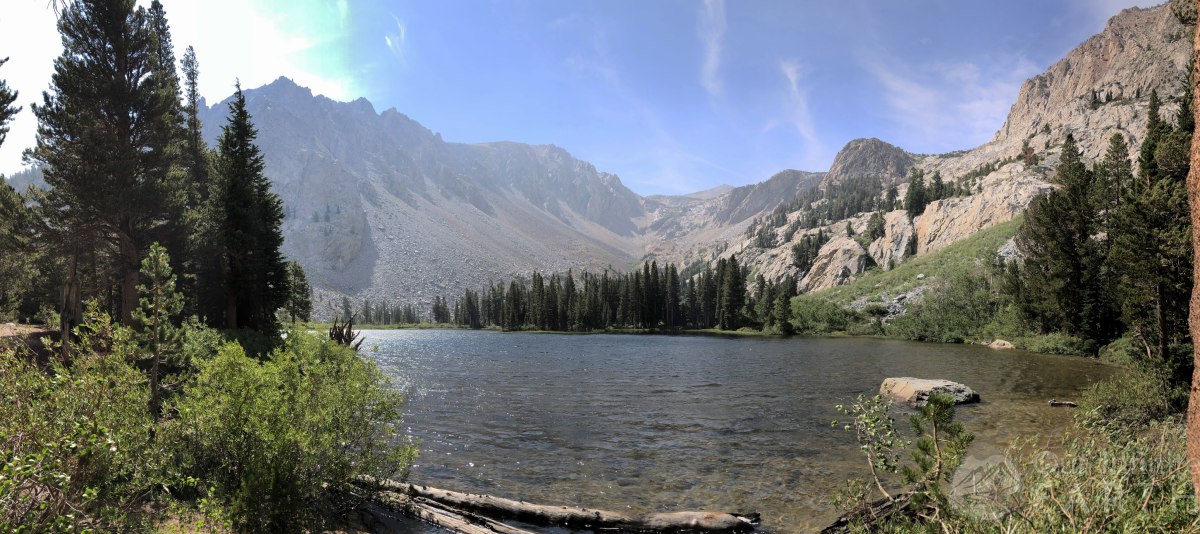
815,216,1022,307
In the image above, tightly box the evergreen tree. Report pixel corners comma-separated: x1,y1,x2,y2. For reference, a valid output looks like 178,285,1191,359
1015,134,1115,341
717,255,745,330
867,211,886,241
132,243,182,420
1110,104,1192,364
31,0,182,326
0,57,18,146
283,260,312,323
180,46,222,320
214,84,289,333
904,168,928,220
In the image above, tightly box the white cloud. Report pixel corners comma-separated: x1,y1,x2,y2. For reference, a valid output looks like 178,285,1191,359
0,0,357,177
771,59,827,171
863,54,1039,152
697,0,726,98
385,15,407,62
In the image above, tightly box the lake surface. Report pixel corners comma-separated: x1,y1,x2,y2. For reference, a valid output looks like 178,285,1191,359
365,330,1116,533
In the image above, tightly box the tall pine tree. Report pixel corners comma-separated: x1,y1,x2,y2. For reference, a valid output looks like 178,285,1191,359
31,0,182,326
214,83,289,333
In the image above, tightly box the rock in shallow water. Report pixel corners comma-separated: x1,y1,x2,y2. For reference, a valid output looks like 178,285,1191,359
880,377,980,407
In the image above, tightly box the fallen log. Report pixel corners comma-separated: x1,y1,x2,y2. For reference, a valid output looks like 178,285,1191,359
370,489,538,534
353,476,758,533
1048,399,1078,407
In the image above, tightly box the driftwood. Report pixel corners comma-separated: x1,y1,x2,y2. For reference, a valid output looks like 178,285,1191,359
353,476,758,533
1048,399,1078,407
819,493,913,534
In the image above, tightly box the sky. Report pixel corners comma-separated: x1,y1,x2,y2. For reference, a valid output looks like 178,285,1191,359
0,0,1162,196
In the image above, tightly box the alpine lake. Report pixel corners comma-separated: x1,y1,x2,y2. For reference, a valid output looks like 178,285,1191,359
364,330,1117,533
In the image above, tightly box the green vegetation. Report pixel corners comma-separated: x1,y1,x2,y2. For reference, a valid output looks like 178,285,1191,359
0,2,393,531
813,217,1022,307
833,387,1198,533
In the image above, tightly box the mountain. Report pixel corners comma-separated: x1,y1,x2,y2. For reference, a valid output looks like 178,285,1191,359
181,3,1187,313
198,79,827,314
682,184,735,200
692,4,1189,294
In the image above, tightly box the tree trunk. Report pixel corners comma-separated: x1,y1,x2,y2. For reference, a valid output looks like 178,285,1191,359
225,256,240,330
353,477,757,533
118,233,139,326
1186,1,1200,501
1157,280,1169,362
59,253,81,361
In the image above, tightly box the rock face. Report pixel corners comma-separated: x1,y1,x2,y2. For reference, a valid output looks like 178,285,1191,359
880,377,981,407
867,210,915,270
988,340,1015,350
799,235,871,293
822,138,915,189
994,5,1190,161
912,162,1053,256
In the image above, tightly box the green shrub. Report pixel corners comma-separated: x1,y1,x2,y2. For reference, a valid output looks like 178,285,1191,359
1077,369,1185,430
985,421,1198,532
168,331,415,531
0,308,156,531
793,296,859,334
1010,333,1094,355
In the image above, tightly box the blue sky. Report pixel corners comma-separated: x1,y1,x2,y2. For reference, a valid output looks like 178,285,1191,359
0,0,1159,195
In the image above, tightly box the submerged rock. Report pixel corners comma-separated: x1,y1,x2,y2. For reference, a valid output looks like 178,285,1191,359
880,377,980,407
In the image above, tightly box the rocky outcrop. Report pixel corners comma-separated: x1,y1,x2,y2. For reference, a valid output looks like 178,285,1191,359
867,210,915,269
880,377,981,407
988,339,1015,350
912,162,1052,256
799,236,871,293
994,5,1190,161
823,138,915,189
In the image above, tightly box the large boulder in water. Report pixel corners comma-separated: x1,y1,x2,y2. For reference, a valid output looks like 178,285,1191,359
880,377,980,407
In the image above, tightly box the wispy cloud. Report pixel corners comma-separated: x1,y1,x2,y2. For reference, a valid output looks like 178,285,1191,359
862,53,1038,152
336,0,349,30
563,22,743,193
697,0,726,98
765,59,828,171
385,14,407,62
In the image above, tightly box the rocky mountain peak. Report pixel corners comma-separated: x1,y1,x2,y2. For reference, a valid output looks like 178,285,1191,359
994,3,1190,160
823,137,914,188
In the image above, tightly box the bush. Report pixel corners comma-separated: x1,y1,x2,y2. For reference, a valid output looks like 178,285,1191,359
168,330,415,531
793,297,859,334
1010,333,1094,356
1077,369,1185,430
984,421,1198,532
0,308,156,531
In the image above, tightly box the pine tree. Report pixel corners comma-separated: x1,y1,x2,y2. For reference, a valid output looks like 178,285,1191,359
31,0,182,326
1016,134,1115,341
0,57,18,146
132,243,183,420
904,168,928,220
1110,100,1192,365
214,83,289,333
283,260,312,323
180,46,223,321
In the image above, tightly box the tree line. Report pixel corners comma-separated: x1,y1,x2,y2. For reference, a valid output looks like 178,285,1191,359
348,256,799,334
1009,89,1192,367
0,0,311,340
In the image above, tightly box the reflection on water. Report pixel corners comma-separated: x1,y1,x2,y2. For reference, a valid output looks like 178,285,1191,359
366,331,1115,533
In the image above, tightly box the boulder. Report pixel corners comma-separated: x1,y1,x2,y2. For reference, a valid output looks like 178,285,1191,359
880,377,980,407
988,339,1015,350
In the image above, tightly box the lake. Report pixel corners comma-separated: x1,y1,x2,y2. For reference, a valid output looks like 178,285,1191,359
365,330,1116,532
